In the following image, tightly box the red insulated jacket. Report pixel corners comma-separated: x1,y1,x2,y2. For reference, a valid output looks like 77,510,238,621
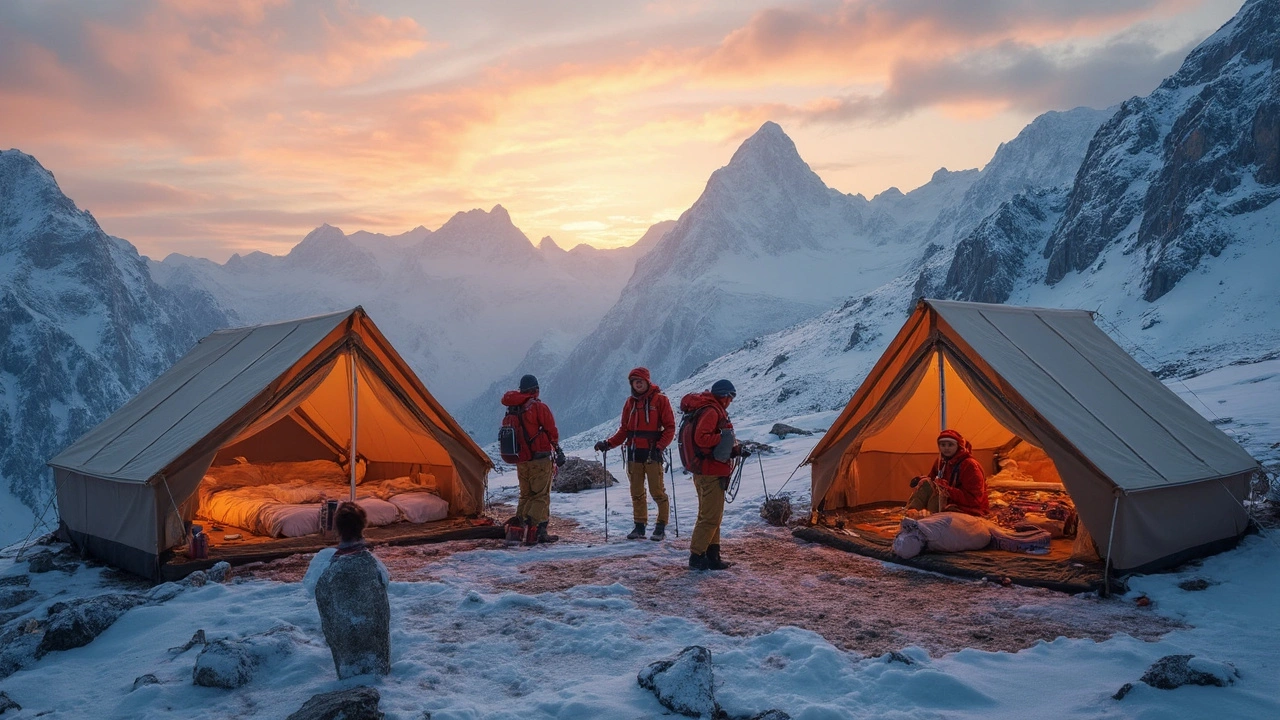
500,390,559,461
604,369,675,452
928,446,988,516
686,391,734,477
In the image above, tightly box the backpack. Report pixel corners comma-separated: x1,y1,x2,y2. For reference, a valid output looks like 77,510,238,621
498,401,539,464
676,394,715,473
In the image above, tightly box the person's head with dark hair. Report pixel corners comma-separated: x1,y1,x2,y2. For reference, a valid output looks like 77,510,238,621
335,501,367,544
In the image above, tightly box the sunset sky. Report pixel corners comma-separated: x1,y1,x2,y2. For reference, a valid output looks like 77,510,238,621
0,0,1244,261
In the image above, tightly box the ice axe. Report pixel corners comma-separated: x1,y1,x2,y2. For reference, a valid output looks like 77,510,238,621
666,447,680,538
600,448,610,542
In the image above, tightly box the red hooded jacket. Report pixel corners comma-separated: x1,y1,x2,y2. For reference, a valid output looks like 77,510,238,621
685,391,735,477
927,444,988,516
604,368,675,453
500,390,559,461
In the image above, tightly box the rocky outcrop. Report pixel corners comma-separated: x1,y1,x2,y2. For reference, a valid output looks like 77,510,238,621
314,552,391,679
37,594,145,657
768,423,812,438
941,188,1067,304
638,646,719,717
286,687,383,720
552,457,618,493
1114,654,1240,698
192,625,304,689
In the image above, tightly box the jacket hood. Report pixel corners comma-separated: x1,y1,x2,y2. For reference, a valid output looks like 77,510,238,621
502,390,538,407
681,391,728,413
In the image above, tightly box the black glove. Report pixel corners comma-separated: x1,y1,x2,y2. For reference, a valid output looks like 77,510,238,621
554,446,567,467
740,446,752,459
593,441,610,452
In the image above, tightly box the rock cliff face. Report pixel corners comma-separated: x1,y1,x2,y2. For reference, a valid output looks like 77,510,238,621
0,151,227,542
1045,0,1280,301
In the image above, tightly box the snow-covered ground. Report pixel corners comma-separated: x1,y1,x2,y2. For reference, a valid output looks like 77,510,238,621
0,365,1276,719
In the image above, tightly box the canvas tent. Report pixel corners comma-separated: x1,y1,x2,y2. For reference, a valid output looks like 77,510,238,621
49,308,491,580
804,299,1260,575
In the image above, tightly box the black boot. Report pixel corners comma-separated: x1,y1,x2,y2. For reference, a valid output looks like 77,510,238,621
705,544,733,570
536,521,559,544
688,552,708,571
627,522,646,540
650,522,666,541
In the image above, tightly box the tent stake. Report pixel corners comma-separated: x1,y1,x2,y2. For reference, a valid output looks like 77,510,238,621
349,349,359,502
1102,494,1119,598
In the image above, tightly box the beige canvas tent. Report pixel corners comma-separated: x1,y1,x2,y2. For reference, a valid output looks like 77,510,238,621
49,308,491,579
804,299,1259,576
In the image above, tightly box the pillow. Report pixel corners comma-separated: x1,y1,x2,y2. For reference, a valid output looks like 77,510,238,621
388,492,449,524
355,497,401,526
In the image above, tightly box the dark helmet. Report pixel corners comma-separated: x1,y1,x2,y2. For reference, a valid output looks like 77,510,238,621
519,374,539,392
711,379,736,397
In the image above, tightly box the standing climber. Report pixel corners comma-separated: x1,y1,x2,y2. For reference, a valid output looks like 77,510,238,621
501,374,566,543
679,379,749,571
594,367,675,541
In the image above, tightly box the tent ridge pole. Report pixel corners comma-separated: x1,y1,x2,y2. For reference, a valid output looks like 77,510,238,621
349,346,358,502
938,346,947,431
1103,493,1120,597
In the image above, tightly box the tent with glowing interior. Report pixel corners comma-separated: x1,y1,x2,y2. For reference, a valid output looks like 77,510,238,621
48,308,492,580
800,299,1260,583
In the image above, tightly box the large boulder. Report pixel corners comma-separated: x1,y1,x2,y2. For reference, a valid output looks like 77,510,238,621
638,646,719,718
192,625,303,689
0,691,20,714
37,594,145,657
314,551,391,679
286,686,383,720
769,423,812,439
552,457,618,493
0,624,41,680
1114,654,1240,699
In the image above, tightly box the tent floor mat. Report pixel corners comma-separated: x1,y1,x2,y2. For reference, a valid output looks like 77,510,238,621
792,524,1120,595
161,517,503,581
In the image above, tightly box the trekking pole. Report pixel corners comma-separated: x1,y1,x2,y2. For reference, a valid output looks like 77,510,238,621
602,449,610,542
757,452,770,502
667,448,680,537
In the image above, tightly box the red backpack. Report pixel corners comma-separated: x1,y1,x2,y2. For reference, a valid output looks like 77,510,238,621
498,401,541,464
676,393,715,473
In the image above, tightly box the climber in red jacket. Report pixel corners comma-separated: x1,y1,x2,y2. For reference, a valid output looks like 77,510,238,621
594,367,675,541
906,428,989,516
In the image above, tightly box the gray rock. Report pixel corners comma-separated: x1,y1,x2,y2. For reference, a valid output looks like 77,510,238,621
192,625,302,689
183,570,208,588
749,712,791,720
285,686,383,720
26,552,57,574
552,457,618,493
0,589,37,611
206,561,233,583
0,576,30,588
147,582,184,604
1139,654,1239,690
638,645,719,718
885,651,915,666
0,626,41,681
1178,578,1212,592
768,423,812,439
37,593,144,657
315,551,391,679
169,629,207,654
0,691,20,714
132,674,161,691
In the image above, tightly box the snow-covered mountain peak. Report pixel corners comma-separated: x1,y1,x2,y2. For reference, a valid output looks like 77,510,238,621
286,223,379,278
0,149,97,248
423,204,539,263
1164,0,1278,91
706,121,832,212
539,235,565,253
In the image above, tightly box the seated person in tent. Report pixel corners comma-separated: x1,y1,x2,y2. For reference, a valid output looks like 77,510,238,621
312,502,392,679
905,429,989,517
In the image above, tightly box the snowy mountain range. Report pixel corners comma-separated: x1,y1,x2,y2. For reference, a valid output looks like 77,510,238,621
567,0,1278,450
151,207,660,408
0,150,229,544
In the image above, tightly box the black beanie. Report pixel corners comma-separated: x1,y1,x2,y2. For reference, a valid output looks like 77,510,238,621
711,379,736,397
519,374,539,392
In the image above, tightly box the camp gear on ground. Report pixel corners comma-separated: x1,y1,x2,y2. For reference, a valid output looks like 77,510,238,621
515,457,554,524
48,308,492,581
705,543,733,570
628,522,646,539
651,522,666,541
504,516,530,547
892,512,993,559
804,299,1260,575
711,379,736,397
519,374,539,392
988,524,1052,554
320,499,339,541
691,473,726,554
627,460,669,525
535,521,558,544
189,527,208,559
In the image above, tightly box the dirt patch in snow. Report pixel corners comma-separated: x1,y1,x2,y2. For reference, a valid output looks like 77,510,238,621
480,528,1184,658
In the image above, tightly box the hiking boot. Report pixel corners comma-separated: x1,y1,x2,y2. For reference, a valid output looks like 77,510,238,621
536,521,559,544
688,552,708,571
627,522,647,540
650,523,666,541
705,544,734,570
